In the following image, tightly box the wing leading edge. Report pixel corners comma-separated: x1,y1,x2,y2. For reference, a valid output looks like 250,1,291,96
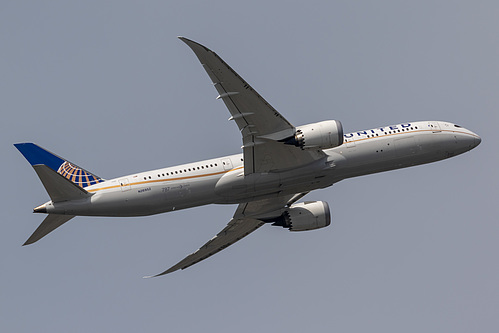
178,37,325,174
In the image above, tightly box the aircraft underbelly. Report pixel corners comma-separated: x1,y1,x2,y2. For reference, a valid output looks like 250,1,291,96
57,176,219,217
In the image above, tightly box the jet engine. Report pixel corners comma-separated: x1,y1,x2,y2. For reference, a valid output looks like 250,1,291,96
272,201,331,231
281,120,344,150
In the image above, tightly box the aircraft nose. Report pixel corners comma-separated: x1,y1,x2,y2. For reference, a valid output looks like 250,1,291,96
474,135,481,147
452,130,480,153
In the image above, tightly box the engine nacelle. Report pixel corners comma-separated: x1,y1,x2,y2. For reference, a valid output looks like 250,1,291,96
281,120,344,150
273,201,331,231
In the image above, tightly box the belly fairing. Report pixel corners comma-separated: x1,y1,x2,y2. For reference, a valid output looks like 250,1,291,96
213,158,336,203
214,170,282,200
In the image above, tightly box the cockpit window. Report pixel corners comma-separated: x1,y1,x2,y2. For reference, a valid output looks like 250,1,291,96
454,124,462,128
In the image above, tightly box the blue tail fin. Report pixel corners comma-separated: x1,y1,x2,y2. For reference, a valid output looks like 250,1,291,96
14,143,104,189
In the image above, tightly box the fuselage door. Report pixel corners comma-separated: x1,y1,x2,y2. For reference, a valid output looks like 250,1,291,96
221,158,233,171
346,139,356,148
119,178,131,192
428,121,441,132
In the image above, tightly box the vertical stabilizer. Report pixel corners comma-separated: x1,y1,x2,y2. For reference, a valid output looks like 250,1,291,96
14,143,104,188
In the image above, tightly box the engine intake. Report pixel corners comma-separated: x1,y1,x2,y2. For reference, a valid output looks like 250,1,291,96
273,201,331,231
281,120,344,150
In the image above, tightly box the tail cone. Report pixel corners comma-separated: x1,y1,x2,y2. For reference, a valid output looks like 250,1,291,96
33,204,47,214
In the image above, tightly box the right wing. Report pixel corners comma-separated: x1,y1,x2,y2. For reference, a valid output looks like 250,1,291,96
179,37,325,174
146,193,307,277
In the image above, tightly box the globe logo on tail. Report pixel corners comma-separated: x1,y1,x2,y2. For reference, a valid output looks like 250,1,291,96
57,161,103,188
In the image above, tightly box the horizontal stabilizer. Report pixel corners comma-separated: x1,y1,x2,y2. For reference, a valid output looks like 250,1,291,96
33,165,90,202
24,214,75,245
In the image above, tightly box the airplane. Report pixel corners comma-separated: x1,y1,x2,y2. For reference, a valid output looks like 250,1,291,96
14,37,481,277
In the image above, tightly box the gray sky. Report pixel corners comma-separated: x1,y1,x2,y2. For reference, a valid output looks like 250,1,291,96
2,1,498,332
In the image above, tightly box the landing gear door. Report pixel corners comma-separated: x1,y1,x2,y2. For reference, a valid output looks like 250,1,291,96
221,158,233,171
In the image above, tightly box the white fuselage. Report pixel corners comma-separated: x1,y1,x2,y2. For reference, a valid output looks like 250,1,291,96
40,121,480,217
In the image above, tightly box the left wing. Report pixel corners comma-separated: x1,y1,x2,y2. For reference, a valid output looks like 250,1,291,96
146,193,306,277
